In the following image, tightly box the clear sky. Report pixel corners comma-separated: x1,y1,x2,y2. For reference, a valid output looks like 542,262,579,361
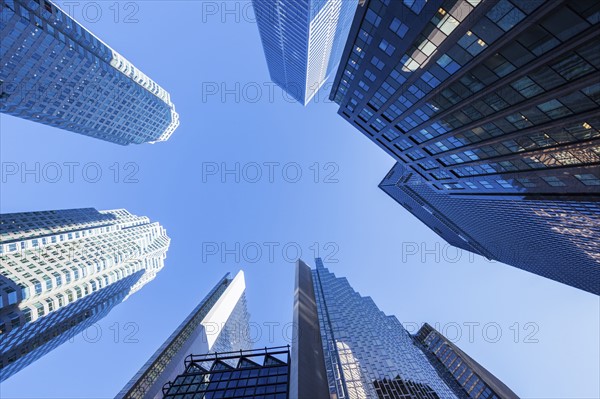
1,1,598,398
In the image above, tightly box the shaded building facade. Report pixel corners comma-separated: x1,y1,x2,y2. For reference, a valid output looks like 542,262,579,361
253,0,359,105
380,164,600,294
1,0,179,145
117,271,251,399
0,208,170,381
162,347,290,399
414,323,519,399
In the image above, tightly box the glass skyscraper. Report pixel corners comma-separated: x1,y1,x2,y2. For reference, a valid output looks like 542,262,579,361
414,323,519,399
328,0,600,294
330,0,599,198
296,258,461,399
117,271,251,399
0,208,170,381
253,0,359,105
380,164,600,294
1,0,179,145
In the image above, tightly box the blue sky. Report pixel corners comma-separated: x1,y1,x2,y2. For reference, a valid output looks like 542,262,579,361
1,1,598,397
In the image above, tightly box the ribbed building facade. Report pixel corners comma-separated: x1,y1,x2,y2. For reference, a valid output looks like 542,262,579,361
0,208,170,381
1,0,179,145
303,258,459,399
414,323,519,399
117,271,251,399
330,0,599,198
253,0,359,105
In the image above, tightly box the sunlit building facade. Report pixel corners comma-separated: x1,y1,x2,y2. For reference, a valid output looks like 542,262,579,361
297,258,459,398
117,271,251,399
1,0,179,145
0,208,170,381
253,0,359,105
330,0,599,198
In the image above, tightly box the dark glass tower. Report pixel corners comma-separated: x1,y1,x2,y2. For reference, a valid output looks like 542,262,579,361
329,0,600,294
414,323,519,399
379,164,600,294
330,0,599,198
161,347,290,399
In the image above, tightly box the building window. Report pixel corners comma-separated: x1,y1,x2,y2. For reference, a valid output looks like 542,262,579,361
389,18,409,38
575,174,600,186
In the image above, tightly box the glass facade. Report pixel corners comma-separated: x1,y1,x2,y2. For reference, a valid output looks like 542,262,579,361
330,0,600,198
253,0,359,105
1,0,179,145
162,347,290,399
0,208,170,381
310,258,458,399
380,163,600,294
117,271,251,399
414,323,519,399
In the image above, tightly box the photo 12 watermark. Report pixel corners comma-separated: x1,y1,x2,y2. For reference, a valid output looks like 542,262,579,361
1,161,140,184
201,162,339,184
201,241,340,264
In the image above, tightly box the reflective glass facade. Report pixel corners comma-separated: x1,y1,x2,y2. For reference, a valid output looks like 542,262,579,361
380,163,600,294
253,0,359,105
162,347,290,399
0,208,170,381
310,258,458,399
1,0,179,145
414,323,519,399
117,271,251,399
330,0,600,198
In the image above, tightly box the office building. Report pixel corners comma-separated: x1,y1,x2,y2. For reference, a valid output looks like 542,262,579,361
1,0,179,145
415,323,519,399
329,0,600,294
380,163,600,294
253,0,359,105
162,347,290,399
0,208,170,381
295,258,459,398
330,0,599,198
117,271,251,399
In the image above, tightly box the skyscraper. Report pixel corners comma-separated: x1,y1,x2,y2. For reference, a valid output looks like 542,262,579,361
380,164,600,294
328,0,600,293
117,271,251,399
0,208,170,381
253,0,359,105
414,323,519,399
295,258,460,398
1,0,179,145
330,0,599,198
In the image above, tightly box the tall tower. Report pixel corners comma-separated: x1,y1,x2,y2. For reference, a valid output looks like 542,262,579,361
0,208,170,381
330,0,599,198
253,0,359,105
294,258,460,398
328,0,600,293
117,271,251,399
1,0,179,145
